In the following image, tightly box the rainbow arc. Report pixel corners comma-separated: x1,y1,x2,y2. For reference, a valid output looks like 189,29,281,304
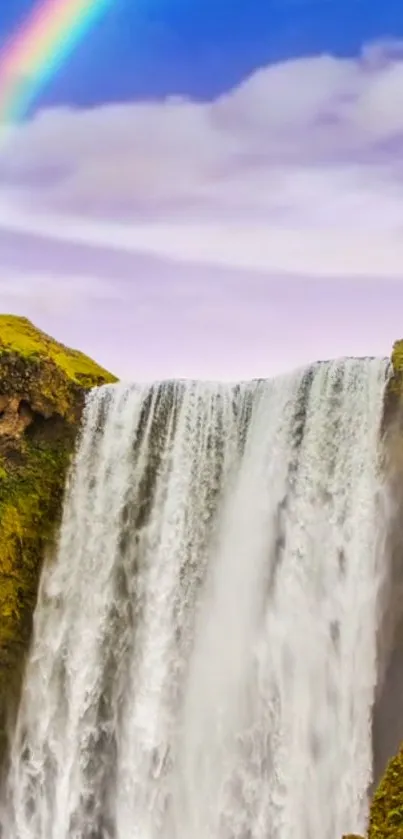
0,0,112,131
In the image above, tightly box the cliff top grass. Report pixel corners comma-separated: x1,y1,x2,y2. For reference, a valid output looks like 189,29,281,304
0,314,117,389
392,340,403,375
0,315,117,422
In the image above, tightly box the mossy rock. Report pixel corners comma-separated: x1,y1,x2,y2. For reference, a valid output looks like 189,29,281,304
382,340,403,436
368,744,403,838
0,314,116,422
0,314,117,754
392,341,403,377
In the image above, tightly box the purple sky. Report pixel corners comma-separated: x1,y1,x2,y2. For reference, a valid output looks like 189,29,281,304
1,43,403,380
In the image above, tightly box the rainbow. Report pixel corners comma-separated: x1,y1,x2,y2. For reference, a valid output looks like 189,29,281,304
0,0,113,130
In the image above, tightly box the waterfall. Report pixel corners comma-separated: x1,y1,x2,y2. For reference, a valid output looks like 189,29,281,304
0,359,392,839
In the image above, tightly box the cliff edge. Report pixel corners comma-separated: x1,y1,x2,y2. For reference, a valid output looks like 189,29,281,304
0,314,117,750
346,344,403,839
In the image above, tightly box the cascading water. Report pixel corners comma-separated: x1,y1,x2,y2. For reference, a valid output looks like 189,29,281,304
0,358,392,839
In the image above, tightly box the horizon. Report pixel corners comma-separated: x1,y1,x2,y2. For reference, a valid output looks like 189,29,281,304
0,311,394,385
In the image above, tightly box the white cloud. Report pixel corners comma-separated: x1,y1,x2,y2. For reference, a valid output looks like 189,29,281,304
0,192,402,279
0,268,124,317
0,40,403,281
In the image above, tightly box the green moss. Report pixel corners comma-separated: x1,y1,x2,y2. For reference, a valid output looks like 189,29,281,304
385,340,403,404
368,745,403,839
0,439,70,667
0,315,117,423
0,314,117,753
391,341,403,375
0,314,116,388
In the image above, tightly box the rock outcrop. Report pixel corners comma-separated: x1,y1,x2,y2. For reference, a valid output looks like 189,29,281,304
0,314,117,754
368,744,403,838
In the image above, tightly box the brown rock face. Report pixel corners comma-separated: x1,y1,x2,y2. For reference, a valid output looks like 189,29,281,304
0,395,35,438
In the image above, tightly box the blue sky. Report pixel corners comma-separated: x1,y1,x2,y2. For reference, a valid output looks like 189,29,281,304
1,1,403,379
1,0,403,107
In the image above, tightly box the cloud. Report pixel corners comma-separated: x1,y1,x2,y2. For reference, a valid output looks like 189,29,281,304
1,40,403,379
0,268,124,315
0,40,403,226
0,189,403,279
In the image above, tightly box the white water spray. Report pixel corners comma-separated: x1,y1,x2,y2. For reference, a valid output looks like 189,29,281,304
1,360,391,839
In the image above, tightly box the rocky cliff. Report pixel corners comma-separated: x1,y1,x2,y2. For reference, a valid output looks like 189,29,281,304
365,344,403,838
0,314,117,754
343,345,403,839
368,745,403,838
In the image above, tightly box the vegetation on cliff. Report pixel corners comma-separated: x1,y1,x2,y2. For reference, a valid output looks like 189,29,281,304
0,314,116,421
381,340,403,432
0,314,117,749
391,341,403,378
368,745,403,838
